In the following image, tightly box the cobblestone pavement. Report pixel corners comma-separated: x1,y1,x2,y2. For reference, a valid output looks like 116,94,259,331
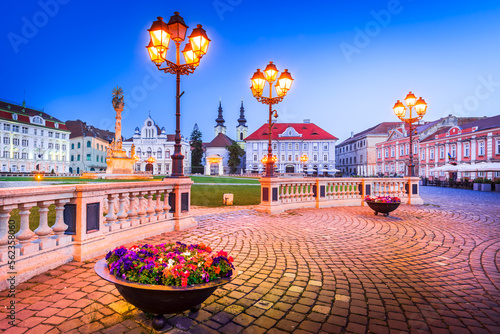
1,187,500,333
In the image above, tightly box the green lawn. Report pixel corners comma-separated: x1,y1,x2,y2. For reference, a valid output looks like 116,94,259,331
191,184,260,207
190,176,260,184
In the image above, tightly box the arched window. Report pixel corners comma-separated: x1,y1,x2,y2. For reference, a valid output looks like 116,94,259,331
147,148,152,157
137,149,141,156
240,133,243,140
87,141,91,148
77,142,81,149
157,149,162,159
165,150,170,158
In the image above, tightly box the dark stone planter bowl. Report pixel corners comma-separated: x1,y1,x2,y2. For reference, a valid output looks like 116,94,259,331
94,259,237,330
366,201,401,216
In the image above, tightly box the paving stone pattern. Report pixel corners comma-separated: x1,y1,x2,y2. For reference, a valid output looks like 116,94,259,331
1,187,500,333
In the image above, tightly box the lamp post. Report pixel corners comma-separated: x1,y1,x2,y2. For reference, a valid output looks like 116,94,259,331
300,154,308,175
251,62,293,177
393,92,427,177
146,12,211,177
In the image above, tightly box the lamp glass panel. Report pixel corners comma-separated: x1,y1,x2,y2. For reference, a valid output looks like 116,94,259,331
182,42,199,66
147,44,166,64
149,29,170,52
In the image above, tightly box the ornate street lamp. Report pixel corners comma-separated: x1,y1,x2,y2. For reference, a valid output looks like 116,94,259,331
146,13,211,177
393,92,427,177
251,62,294,177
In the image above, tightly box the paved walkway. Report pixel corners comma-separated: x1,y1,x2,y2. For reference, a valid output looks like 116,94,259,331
1,187,500,333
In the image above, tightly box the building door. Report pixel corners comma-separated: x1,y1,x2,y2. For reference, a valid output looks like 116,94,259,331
146,163,153,173
210,163,219,175
285,165,294,173
69,167,73,173
76,167,80,174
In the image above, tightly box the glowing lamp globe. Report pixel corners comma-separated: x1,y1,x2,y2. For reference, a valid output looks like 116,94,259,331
404,91,417,107
188,24,211,57
167,12,188,42
393,100,406,118
147,40,166,65
277,69,293,94
264,61,279,82
182,42,199,66
415,97,427,116
148,17,171,53
251,69,266,95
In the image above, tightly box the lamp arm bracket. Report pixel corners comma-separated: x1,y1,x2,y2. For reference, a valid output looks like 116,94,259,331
157,60,197,76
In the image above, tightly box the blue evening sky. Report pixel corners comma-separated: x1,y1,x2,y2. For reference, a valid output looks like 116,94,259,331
1,0,500,143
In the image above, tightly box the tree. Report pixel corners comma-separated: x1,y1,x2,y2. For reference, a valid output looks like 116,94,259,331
190,124,203,172
226,142,245,174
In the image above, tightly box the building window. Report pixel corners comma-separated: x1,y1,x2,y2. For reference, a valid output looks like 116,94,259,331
281,154,285,161
385,148,388,158
13,125,20,132
288,155,292,161
13,138,19,145
451,145,456,158
62,144,66,151
253,154,257,162
313,143,318,150
32,116,43,124
360,155,363,163
55,133,60,139
77,142,81,149
464,143,470,157
406,145,409,155
421,150,425,160
22,127,28,134
391,147,395,157
3,151,9,158
77,154,80,161
354,156,356,163
252,143,258,150
22,153,28,159
400,145,404,156
22,139,28,147
430,148,434,160
3,137,9,144
62,134,66,140
157,150,162,159
273,143,277,150
48,131,53,137
71,143,74,149
323,154,328,162
295,143,299,150
87,141,91,148
281,143,285,150
303,143,308,150
165,150,170,158
48,143,53,149
377,150,381,159
496,140,500,154
3,124,10,131
288,143,292,150
12,114,18,120
478,141,485,156
96,155,99,162
295,154,299,161
13,152,19,159
313,154,318,162
439,146,444,159
86,154,91,161
71,155,74,161
101,156,104,163
323,143,328,150
55,144,60,150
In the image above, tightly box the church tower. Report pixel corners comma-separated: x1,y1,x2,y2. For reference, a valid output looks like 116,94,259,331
214,100,226,136
236,100,248,150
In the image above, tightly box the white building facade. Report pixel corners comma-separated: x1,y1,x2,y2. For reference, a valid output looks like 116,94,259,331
245,120,338,174
0,99,70,173
122,115,191,175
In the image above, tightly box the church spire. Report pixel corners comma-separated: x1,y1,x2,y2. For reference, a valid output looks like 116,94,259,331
237,99,247,126
215,100,225,126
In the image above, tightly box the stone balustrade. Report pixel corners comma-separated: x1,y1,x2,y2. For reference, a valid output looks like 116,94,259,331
0,178,194,290
258,177,423,214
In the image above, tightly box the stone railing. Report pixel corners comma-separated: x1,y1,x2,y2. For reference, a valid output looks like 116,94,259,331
0,178,194,290
258,177,423,214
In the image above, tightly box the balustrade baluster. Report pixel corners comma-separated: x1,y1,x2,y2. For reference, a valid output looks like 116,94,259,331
127,192,139,218
155,190,163,214
34,202,52,239
163,190,171,214
137,192,147,218
0,205,16,251
146,192,155,215
116,193,128,221
52,200,69,235
15,203,35,244
105,194,117,223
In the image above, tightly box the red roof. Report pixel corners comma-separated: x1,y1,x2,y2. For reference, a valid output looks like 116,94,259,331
0,99,68,131
205,133,234,148
245,123,338,141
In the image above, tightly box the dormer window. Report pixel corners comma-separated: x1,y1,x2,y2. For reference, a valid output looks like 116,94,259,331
12,114,18,120
32,116,44,124
55,123,59,129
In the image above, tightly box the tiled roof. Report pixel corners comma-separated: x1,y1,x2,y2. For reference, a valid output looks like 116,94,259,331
65,120,114,142
205,133,234,148
246,123,338,141
337,122,402,146
420,115,500,142
0,99,68,130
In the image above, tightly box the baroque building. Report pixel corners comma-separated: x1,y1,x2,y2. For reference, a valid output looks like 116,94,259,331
245,119,338,174
0,99,70,173
122,114,190,175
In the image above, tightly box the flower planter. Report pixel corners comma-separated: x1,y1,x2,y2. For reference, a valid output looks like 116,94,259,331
95,259,237,330
481,184,492,192
473,183,481,191
365,202,401,216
